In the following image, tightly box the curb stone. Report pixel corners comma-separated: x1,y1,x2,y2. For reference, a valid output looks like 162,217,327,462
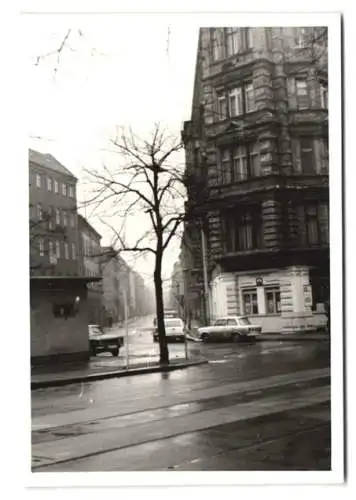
31,359,208,390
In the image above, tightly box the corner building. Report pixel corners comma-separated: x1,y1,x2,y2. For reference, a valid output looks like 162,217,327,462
182,27,329,333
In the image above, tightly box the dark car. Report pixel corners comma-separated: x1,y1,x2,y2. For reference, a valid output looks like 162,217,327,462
88,324,124,357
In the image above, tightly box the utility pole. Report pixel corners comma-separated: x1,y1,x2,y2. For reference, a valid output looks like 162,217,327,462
201,225,210,326
123,288,129,369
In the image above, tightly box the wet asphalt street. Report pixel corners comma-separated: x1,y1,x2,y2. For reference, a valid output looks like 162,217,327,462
32,331,331,472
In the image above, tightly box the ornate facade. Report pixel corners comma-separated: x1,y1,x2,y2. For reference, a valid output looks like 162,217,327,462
182,27,329,333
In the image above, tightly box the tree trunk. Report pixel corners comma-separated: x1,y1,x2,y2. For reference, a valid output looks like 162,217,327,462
154,251,169,365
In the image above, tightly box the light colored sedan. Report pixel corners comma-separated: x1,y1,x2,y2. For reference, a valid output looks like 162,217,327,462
197,316,262,343
153,318,186,342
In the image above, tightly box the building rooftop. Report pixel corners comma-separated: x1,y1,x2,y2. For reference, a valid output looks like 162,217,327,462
78,214,102,240
29,149,77,180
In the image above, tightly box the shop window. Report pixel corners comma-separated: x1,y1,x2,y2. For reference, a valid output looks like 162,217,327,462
265,287,281,314
242,288,258,315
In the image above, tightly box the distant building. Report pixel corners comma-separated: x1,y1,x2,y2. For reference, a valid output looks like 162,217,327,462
169,260,184,318
29,150,100,364
29,149,80,276
100,247,153,324
78,215,103,324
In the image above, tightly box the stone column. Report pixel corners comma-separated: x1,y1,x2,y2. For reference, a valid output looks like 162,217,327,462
271,28,293,176
281,266,313,333
257,286,266,314
262,199,283,249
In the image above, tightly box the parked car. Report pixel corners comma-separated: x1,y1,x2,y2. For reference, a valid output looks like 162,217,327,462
153,317,186,342
197,316,262,343
88,324,124,357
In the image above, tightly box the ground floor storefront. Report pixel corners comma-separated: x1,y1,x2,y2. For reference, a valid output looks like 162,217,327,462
210,265,328,333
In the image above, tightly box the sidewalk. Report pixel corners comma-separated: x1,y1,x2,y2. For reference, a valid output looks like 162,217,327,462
186,331,330,342
31,357,208,390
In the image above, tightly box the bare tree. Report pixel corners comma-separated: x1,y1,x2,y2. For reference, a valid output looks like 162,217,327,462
84,124,186,365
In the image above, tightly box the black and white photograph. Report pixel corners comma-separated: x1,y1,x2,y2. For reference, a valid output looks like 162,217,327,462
5,5,344,490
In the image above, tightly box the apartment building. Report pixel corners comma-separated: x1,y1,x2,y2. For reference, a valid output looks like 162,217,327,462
29,149,80,276
182,27,329,333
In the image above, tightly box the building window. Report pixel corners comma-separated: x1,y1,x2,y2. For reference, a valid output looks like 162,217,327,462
62,211,67,226
305,205,319,246
265,28,273,51
68,185,74,198
216,82,254,121
218,149,232,184
296,79,309,109
242,288,258,315
49,240,54,259
320,82,328,109
318,203,329,244
244,82,255,113
55,240,61,259
226,28,240,56
217,90,227,120
320,138,329,173
245,28,253,49
212,28,224,61
55,208,61,225
265,287,281,314
249,142,261,177
300,138,315,173
294,27,309,48
37,204,43,220
70,213,76,227
64,242,69,259
228,87,243,117
47,177,52,191
232,146,248,181
304,203,329,246
54,180,59,193
36,174,41,188
39,238,44,257
71,242,76,260
62,183,67,196
225,206,263,252
48,207,54,229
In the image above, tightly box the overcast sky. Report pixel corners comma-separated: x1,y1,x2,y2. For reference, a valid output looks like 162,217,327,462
25,16,199,285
